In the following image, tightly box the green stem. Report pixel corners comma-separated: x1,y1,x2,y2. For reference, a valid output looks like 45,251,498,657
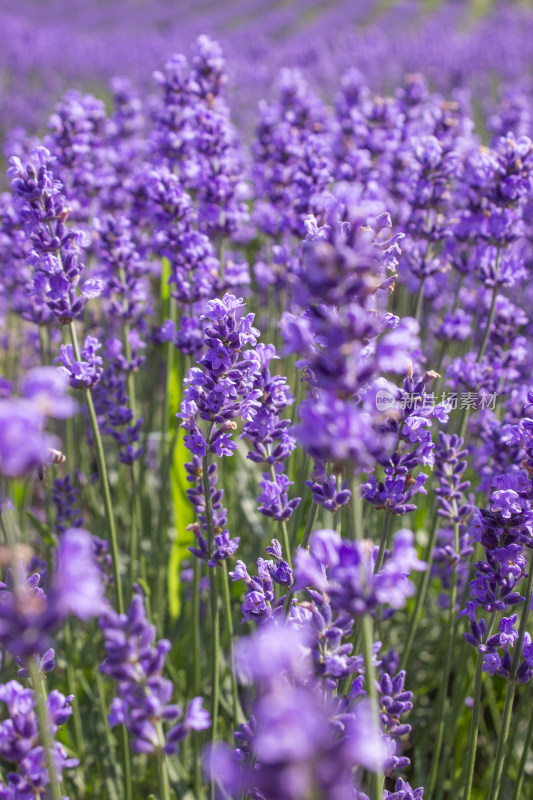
348,470,362,541
434,642,475,800
222,561,241,726
282,501,319,616
268,461,292,567
361,613,383,800
400,513,440,670
121,725,133,800
426,518,460,797
476,281,500,366
414,276,426,323
68,322,124,615
64,622,84,756
488,550,533,800
512,697,533,800
202,437,220,800
300,501,319,551
192,558,204,800
463,612,497,800
457,254,500,440
28,659,61,800
373,510,393,574
157,724,172,800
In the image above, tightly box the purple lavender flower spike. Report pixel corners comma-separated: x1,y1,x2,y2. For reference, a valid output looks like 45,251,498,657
0,529,105,657
0,679,78,797
100,588,209,754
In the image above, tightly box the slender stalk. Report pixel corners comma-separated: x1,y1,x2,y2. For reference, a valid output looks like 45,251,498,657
414,275,426,323
457,252,501,440
434,643,475,800
64,621,84,756
373,510,393,574
426,518,460,797
157,723,172,800
348,470,362,541
28,659,61,800
268,461,292,567
401,513,440,670
340,506,392,697
487,551,533,800
300,501,319,551
361,613,383,800
476,281,499,366
192,558,204,800
121,725,133,800
158,751,171,800
202,435,220,800
282,501,319,615
68,322,124,615
512,699,533,800
221,561,241,726
193,559,202,697
463,612,497,800
95,670,123,799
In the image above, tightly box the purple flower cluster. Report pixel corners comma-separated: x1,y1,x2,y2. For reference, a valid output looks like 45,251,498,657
283,202,419,474
362,371,448,515
0,679,78,798
230,539,293,624
242,343,300,522
294,528,426,618
252,68,333,237
179,293,266,564
8,147,102,324
0,528,105,657
100,589,210,754
207,622,419,800
0,366,75,478
460,467,533,680
56,335,103,389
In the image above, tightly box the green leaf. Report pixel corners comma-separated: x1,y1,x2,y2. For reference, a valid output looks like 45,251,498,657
161,258,195,620
26,510,56,547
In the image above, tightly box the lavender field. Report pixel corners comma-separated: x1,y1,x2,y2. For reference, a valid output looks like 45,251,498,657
3,1,533,799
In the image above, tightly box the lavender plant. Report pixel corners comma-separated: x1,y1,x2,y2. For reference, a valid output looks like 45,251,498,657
2,11,533,800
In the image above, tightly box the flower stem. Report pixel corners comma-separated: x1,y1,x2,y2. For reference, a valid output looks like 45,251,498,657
348,470,362,541
268,461,292,567
361,613,383,800
487,551,533,800
282,500,319,616
157,723,172,800
373,510,392,574
463,612,497,800
300,501,318,550
192,558,204,800
68,322,124,615
414,276,426,323
202,443,220,800
512,695,533,800
28,658,61,800
400,513,440,670
222,561,242,725
121,725,133,800
426,518,460,797
64,621,84,756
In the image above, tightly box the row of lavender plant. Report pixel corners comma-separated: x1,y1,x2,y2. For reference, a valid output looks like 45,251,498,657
2,30,533,800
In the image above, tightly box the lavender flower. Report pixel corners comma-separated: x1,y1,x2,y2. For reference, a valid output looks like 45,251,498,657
0,528,105,656
100,589,209,754
0,680,78,797
8,147,102,324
